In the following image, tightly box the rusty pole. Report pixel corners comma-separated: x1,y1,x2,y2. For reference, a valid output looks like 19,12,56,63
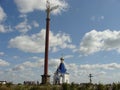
41,2,50,84
41,1,58,84
44,7,50,76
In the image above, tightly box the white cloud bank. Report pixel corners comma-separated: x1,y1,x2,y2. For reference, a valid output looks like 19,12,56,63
80,30,120,55
14,0,68,14
12,58,59,71
0,6,7,33
6,58,60,83
15,15,39,34
1,56,120,84
15,16,32,34
0,52,4,56
80,63,120,70
0,59,10,66
10,59,120,83
9,29,75,53
90,16,104,21
0,6,6,22
0,6,12,33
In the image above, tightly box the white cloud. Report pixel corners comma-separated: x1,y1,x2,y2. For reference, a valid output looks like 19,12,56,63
67,63,78,71
0,25,12,33
80,63,120,70
100,16,104,20
12,65,25,71
0,6,6,22
15,16,31,34
15,15,39,34
90,16,95,21
66,63,120,83
19,14,27,18
0,52,4,56
30,56,41,60
2,57,120,84
98,16,104,21
9,29,75,53
8,58,59,82
49,59,59,68
0,6,9,33
13,56,19,59
79,30,120,55
12,60,43,71
14,0,68,14
32,21,39,28
96,71,106,76
23,60,44,68
12,58,59,71
64,55,74,59
0,71,4,74
0,59,10,66
0,24,6,33
8,58,59,83
90,16,104,21
0,6,12,33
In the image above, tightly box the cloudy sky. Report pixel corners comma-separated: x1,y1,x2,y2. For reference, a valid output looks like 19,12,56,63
1,0,120,84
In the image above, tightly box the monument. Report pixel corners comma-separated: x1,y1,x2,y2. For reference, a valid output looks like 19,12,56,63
41,1,58,84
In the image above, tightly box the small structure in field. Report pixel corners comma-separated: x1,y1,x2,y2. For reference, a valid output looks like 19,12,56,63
53,57,69,84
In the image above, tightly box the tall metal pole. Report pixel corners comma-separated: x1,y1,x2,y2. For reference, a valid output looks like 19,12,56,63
41,1,50,84
44,0,50,76
41,1,58,84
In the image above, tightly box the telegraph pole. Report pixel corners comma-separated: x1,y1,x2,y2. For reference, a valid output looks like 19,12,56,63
41,0,58,84
89,74,93,84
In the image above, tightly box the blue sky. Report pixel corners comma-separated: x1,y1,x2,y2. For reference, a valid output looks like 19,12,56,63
1,0,120,84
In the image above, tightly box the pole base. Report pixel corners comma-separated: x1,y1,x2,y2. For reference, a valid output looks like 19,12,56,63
41,75,50,85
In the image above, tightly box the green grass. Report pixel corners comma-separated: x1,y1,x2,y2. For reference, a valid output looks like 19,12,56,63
0,83,120,90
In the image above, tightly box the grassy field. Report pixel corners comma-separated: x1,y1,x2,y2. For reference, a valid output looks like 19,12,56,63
0,82,120,90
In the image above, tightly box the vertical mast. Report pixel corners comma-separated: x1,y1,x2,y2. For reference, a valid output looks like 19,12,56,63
41,0,59,84
44,0,50,76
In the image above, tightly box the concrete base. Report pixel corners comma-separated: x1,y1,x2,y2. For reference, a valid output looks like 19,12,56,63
41,75,50,85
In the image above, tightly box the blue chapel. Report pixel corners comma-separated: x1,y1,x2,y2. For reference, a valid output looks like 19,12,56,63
53,57,69,84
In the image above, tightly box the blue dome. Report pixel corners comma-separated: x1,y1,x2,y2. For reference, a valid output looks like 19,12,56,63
57,62,67,73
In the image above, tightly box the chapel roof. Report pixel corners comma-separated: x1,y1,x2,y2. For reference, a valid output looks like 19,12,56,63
56,57,67,74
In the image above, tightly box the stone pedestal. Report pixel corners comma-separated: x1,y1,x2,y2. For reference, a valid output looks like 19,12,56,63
41,75,50,84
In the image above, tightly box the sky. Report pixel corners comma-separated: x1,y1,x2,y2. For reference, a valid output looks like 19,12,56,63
1,0,120,84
